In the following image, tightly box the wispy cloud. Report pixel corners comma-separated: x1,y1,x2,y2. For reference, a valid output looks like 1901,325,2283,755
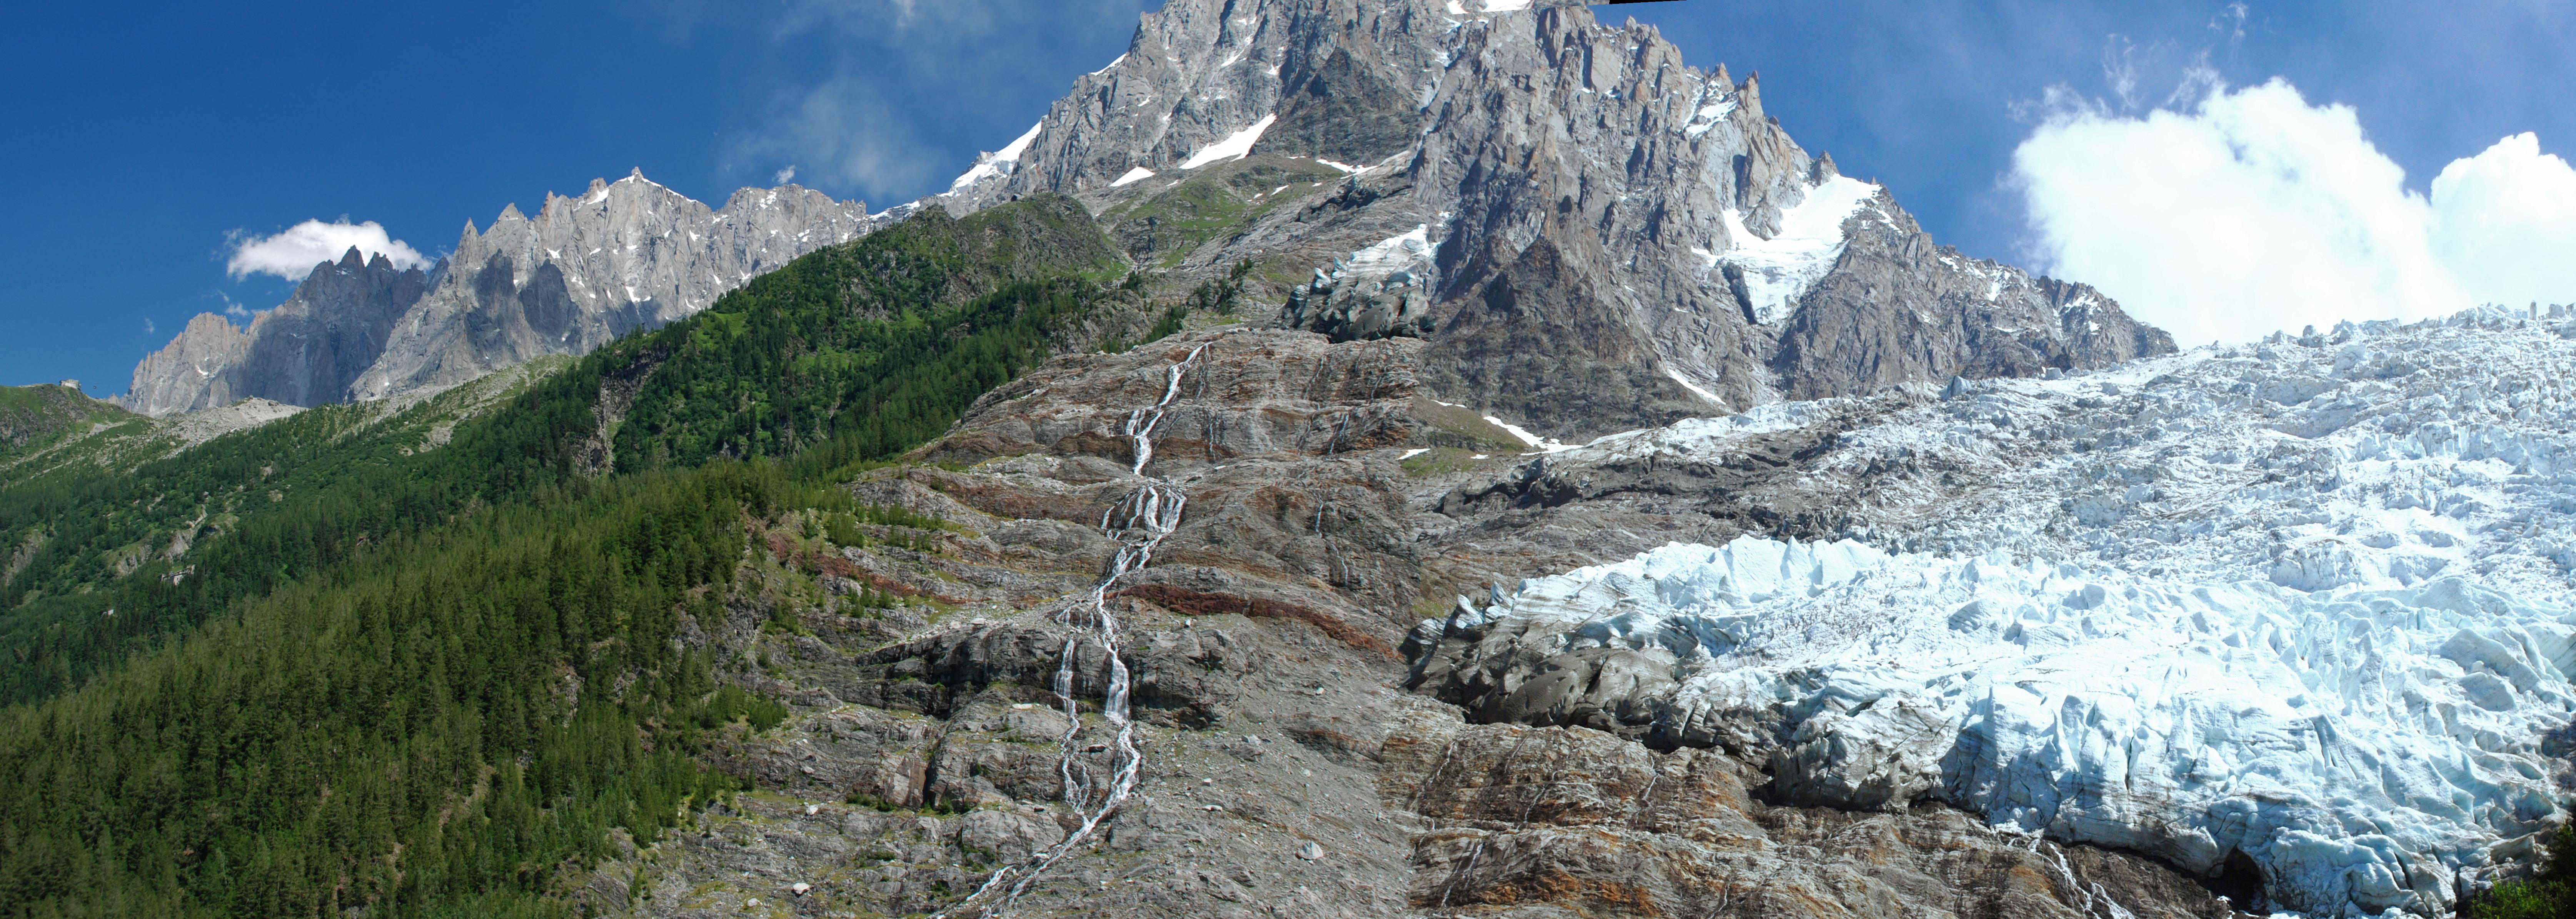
226,219,429,281
773,165,798,185
643,0,1151,204
2212,2,2249,44
2014,78,2576,345
730,78,939,202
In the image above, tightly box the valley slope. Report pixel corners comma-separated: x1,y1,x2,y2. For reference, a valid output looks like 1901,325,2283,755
32,1,2570,918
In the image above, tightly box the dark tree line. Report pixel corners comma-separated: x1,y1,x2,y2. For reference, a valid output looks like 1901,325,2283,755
0,195,1151,917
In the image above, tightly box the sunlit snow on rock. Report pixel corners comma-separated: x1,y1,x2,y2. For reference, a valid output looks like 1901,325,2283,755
1427,307,2576,917
948,120,1045,193
1712,175,1882,324
1344,225,1432,276
1180,113,1278,170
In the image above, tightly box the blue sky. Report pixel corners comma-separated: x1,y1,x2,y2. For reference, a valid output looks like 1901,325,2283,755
3,1,2569,392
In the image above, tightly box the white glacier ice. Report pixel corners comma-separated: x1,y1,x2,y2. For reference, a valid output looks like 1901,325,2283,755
1712,175,1882,324
1441,309,2576,916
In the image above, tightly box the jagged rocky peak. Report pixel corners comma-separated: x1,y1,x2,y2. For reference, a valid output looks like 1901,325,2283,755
1408,5,2170,435
121,246,429,417
350,169,876,401
123,172,878,415
941,0,2173,440
944,0,1453,211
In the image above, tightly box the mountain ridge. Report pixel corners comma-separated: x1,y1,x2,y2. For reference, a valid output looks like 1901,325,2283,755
122,172,884,417
939,0,2174,437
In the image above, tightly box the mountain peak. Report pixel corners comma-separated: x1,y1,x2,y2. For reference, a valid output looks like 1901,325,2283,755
931,0,2169,437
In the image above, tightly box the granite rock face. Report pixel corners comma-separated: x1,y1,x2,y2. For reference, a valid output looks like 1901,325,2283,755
123,173,876,415
353,172,875,400
121,249,427,416
944,0,1450,212
939,0,2173,440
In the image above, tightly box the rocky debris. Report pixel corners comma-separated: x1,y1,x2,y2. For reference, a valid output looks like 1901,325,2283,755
157,398,307,450
582,535,1433,919
1381,716,2236,918
561,329,2263,919
931,330,1429,468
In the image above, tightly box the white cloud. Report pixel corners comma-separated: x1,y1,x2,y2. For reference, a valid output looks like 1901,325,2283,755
773,165,798,185
226,219,431,282
2013,79,2576,345
731,77,939,203
2428,133,2576,310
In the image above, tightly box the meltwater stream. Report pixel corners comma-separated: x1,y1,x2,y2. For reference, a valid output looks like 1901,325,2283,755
939,342,1211,919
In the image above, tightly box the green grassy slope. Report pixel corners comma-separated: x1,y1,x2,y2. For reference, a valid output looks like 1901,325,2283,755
1099,155,1344,267
0,384,137,466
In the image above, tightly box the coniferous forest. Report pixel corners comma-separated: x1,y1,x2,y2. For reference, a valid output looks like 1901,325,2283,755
0,195,1177,917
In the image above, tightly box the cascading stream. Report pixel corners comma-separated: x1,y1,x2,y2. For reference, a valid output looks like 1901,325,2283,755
939,342,1212,919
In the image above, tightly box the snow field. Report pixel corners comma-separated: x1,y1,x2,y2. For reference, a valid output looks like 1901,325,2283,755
1710,175,1882,324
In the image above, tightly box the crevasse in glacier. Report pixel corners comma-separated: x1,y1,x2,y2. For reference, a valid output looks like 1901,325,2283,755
1425,308,2576,917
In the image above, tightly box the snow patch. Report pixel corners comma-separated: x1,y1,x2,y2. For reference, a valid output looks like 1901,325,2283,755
1714,176,1881,324
1345,225,1432,275
1180,114,1277,170
1684,97,1737,139
948,120,1046,192
1662,367,1725,406
1111,167,1158,188
1483,415,1573,453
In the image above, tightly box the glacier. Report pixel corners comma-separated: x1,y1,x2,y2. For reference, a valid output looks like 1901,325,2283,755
1421,308,2576,916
